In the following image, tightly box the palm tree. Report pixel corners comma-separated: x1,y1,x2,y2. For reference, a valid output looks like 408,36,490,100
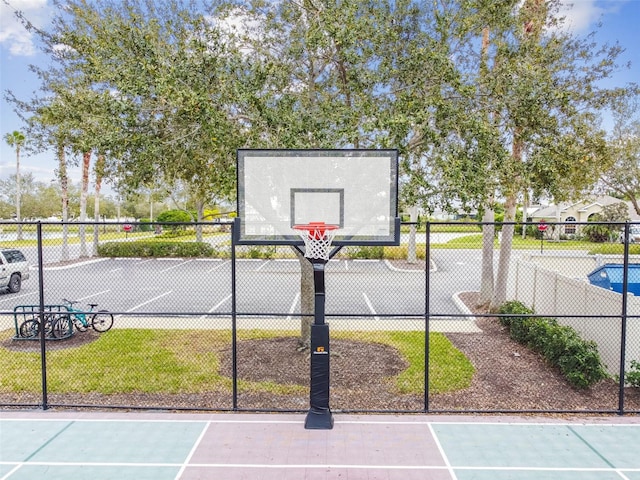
4,131,26,240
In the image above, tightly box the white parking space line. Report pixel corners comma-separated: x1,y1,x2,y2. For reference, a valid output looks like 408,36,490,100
136,258,155,265
362,292,380,321
158,259,193,273
206,260,230,273
0,290,39,305
200,294,232,318
286,292,300,321
118,291,173,317
254,261,269,272
73,290,111,303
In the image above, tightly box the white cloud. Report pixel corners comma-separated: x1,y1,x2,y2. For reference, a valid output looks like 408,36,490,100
558,0,626,32
0,0,50,56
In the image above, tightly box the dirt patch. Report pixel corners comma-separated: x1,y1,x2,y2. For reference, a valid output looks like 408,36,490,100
434,292,640,412
219,337,408,387
2,330,101,352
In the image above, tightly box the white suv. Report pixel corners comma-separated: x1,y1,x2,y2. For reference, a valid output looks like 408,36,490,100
619,226,640,244
0,249,30,293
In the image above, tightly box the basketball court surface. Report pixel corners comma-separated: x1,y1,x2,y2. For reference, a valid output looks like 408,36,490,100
2,410,639,479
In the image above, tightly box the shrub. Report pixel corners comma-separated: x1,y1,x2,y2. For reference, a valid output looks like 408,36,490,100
138,218,153,232
557,337,607,388
382,245,426,260
237,246,277,259
497,301,533,328
98,240,215,258
498,301,608,388
343,246,385,259
156,210,193,233
157,229,193,238
624,360,640,388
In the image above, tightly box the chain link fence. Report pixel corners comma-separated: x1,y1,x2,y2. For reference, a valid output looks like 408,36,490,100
0,220,638,414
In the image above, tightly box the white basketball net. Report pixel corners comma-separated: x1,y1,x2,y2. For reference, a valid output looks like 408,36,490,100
294,226,338,260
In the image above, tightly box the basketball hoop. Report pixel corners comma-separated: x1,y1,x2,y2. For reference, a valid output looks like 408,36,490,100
293,222,339,260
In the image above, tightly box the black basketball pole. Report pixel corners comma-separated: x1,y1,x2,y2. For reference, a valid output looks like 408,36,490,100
305,257,334,429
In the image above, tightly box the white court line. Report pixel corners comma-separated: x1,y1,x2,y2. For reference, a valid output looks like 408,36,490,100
0,464,22,480
428,422,458,480
2,461,634,475
2,416,639,427
118,291,173,316
184,464,453,470
174,420,212,480
286,292,300,321
362,292,380,321
0,461,448,470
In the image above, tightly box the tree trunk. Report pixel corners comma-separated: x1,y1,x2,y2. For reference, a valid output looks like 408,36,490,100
407,205,418,264
15,145,22,241
479,208,495,306
92,154,104,256
58,144,70,262
478,27,495,307
79,151,91,257
492,194,517,310
195,199,204,242
522,189,529,239
295,247,314,350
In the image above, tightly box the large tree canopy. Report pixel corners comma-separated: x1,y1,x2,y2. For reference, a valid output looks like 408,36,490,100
5,0,636,272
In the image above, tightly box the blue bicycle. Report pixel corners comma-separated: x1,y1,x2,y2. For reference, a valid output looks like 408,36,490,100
51,299,114,338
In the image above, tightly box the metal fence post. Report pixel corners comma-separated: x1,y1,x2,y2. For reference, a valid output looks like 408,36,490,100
425,222,430,412
618,222,630,415
36,222,48,410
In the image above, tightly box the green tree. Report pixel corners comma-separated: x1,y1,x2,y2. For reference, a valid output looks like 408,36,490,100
402,0,631,309
583,202,630,243
218,0,405,347
601,96,640,215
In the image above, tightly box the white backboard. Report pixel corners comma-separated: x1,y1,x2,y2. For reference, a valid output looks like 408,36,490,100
236,149,399,245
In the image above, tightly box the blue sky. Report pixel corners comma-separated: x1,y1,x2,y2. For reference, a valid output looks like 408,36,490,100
1,0,639,189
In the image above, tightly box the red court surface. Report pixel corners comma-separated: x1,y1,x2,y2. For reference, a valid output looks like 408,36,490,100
1,410,640,480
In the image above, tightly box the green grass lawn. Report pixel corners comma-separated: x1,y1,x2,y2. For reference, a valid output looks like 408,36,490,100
0,328,473,395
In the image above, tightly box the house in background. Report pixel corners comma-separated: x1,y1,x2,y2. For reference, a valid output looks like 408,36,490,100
529,195,640,236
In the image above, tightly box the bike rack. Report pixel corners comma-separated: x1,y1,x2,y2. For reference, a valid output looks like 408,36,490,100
12,305,73,341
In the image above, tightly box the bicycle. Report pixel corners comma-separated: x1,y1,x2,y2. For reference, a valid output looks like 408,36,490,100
55,299,114,336
18,314,55,339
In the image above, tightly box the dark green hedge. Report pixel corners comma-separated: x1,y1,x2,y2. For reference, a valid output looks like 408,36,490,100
498,301,608,389
97,241,215,258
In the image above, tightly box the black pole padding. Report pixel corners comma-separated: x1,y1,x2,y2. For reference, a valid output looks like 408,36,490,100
305,258,333,429
305,323,333,429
